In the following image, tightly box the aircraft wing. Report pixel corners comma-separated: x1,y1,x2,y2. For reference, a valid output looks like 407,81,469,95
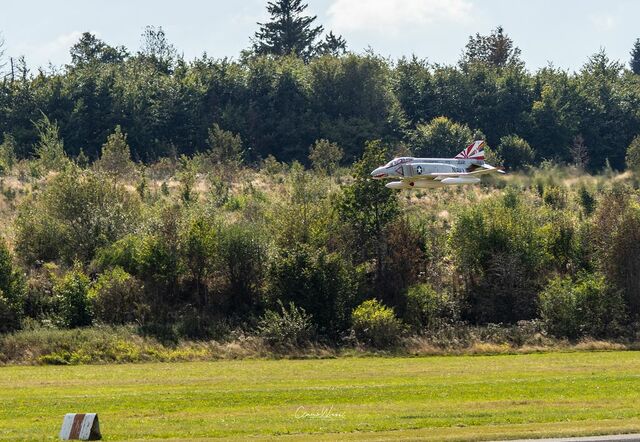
426,164,505,179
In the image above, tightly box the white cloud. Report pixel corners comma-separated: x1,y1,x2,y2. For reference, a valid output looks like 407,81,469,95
589,13,615,32
13,31,86,68
327,0,474,33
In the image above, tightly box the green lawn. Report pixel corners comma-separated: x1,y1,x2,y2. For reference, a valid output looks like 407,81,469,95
2,352,640,441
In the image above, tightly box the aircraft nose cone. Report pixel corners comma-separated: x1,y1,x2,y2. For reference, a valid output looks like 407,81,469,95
371,167,387,179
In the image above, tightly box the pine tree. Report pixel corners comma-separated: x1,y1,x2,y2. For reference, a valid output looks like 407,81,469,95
95,125,136,180
252,0,324,60
630,38,640,74
34,114,68,172
317,31,347,56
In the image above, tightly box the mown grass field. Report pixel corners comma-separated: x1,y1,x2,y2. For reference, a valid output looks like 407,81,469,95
2,351,640,441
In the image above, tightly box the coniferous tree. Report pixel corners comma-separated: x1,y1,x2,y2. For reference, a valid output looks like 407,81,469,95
630,38,640,74
317,31,347,56
94,125,136,180
34,114,68,172
252,0,326,60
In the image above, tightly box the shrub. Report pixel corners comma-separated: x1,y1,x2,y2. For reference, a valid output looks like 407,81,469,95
309,139,343,175
539,273,626,339
269,245,358,337
206,123,244,169
404,284,457,333
54,266,92,328
0,239,26,333
94,125,136,180
0,133,17,174
33,114,69,172
542,185,567,209
450,189,551,323
538,276,579,338
351,299,405,349
15,166,141,265
89,267,145,325
592,184,640,318
257,300,314,349
218,223,267,312
496,135,534,170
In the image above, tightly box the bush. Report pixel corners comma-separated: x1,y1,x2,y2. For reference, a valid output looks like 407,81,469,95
0,239,26,333
269,245,358,337
93,125,136,180
309,139,343,175
496,135,534,170
450,189,551,323
351,299,405,349
257,300,314,349
538,276,578,338
15,166,141,265
54,266,92,328
592,185,640,318
404,284,457,333
218,223,267,312
89,267,145,325
539,273,626,339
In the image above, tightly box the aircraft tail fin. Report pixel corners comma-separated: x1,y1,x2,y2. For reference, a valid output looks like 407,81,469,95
455,140,485,161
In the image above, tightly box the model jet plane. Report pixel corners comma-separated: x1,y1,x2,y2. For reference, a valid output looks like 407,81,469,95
370,140,504,189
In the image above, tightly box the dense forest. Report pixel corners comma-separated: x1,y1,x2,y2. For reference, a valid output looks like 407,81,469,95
1,2,640,170
1,1,640,360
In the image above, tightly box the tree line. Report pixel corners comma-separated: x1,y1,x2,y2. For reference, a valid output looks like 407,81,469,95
0,1,639,171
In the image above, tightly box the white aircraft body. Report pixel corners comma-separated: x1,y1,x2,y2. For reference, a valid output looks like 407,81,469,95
370,140,504,189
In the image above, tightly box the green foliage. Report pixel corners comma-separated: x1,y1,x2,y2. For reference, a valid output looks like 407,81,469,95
0,240,25,333
257,300,314,349
308,139,343,175
577,185,596,216
539,273,626,339
592,184,640,317
631,38,640,75
496,135,534,170
218,223,267,312
14,167,141,264
89,267,144,325
404,284,457,333
252,0,342,61
337,140,399,246
33,114,68,172
351,299,405,349
177,156,197,203
542,185,567,210
462,26,522,68
625,135,640,172
94,125,136,180
0,133,17,174
450,189,552,323
205,123,244,168
269,244,357,337
54,265,92,328
413,117,474,158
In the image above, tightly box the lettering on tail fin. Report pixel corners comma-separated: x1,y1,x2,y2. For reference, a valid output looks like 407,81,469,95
455,140,485,160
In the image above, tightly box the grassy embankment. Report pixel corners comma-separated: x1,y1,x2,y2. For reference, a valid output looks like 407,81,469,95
2,351,640,441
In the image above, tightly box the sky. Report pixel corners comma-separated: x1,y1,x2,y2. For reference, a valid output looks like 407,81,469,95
0,0,638,72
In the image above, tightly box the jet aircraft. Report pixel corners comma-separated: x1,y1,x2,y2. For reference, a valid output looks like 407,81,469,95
370,140,504,189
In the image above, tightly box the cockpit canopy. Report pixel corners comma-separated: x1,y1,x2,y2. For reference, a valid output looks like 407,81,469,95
384,157,414,168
